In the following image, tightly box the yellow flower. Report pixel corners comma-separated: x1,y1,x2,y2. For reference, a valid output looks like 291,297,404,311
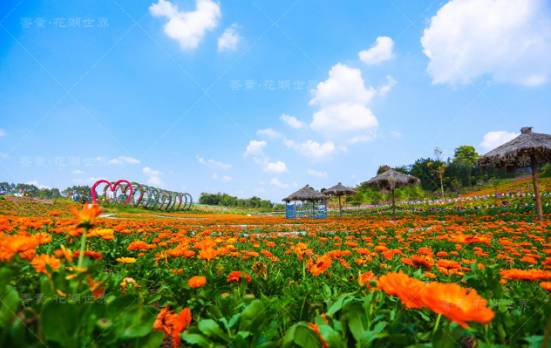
116,257,137,264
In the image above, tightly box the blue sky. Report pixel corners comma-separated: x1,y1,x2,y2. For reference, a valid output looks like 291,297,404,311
1,0,550,201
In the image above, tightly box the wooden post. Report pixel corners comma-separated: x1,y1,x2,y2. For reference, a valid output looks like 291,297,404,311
530,155,544,221
338,195,342,216
391,189,396,218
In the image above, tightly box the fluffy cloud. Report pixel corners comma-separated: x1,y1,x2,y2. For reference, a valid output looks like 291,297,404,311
307,169,327,178
149,0,221,51
108,156,140,165
263,160,288,174
143,166,164,186
197,156,232,171
281,114,305,129
288,139,337,161
359,36,395,65
309,64,391,139
311,103,377,134
217,25,240,52
244,140,267,157
421,0,551,86
480,130,519,152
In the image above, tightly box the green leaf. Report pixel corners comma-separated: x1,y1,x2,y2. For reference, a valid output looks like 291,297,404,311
282,323,322,348
181,333,212,348
239,299,265,331
318,324,346,348
198,319,228,342
41,301,81,348
0,285,20,327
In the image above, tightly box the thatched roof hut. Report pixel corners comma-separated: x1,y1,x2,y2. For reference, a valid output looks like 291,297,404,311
478,127,551,167
325,182,356,216
325,182,356,196
365,169,420,191
479,127,551,220
283,185,326,202
365,168,420,216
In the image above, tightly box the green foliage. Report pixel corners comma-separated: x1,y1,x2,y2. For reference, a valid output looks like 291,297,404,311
199,192,275,209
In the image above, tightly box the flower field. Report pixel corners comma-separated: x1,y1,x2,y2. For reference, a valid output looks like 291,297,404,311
0,200,550,347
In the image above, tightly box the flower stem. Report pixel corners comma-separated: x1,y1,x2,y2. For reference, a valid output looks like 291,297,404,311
432,313,442,336
77,226,89,269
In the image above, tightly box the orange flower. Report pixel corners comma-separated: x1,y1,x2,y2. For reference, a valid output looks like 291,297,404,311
227,271,252,284
31,254,61,274
358,271,377,288
500,269,551,281
72,204,102,228
420,282,494,328
540,282,551,291
378,272,425,309
116,257,136,264
188,275,207,288
308,255,332,276
153,307,192,347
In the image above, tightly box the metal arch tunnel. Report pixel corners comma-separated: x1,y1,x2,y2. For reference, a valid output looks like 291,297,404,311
88,179,193,211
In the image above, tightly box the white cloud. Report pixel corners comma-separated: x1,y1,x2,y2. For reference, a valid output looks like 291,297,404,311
359,36,395,65
311,103,378,134
309,64,391,138
270,177,290,189
149,0,221,51
421,0,551,86
480,130,519,152
290,139,337,161
0,129,6,138
143,166,164,186
108,156,140,165
307,169,327,178
211,173,232,183
281,114,305,129
263,160,288,174
197,156,232,171
257,128,282,139
244,140,267,157
217,25,240,52
310,63,376,107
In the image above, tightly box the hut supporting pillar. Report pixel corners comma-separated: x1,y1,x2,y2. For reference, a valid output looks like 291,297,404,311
530,155,544,221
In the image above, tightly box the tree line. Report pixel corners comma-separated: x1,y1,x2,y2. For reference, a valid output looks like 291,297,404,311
349,145,551,205
198,192,278,209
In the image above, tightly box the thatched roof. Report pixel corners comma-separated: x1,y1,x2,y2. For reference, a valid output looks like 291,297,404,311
283,185,326,202
325,182,356,196
365,168,420,190
478,127,551,167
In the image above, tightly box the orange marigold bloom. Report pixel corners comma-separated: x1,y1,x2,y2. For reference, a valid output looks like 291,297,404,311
378,272,425,309
153,307,192,347
188,276,207,288
540,282,551,291
358,271,377,288
116,257,136,264
411,255,434,270
420,282,495,328
308,255,332,276
31,254,61,274
500,269,551,281
72,204,102,228
227,271,251,284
